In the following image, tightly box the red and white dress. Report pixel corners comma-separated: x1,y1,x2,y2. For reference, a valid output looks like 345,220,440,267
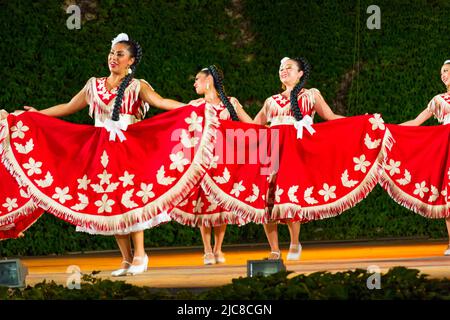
170,98,267,226
380,93,450,218
0,77,218,236
0,157,43,239
260,88,391,222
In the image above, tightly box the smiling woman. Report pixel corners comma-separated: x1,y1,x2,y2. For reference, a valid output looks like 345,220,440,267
0,33,219,276
253,56,391,261
168,65,256,266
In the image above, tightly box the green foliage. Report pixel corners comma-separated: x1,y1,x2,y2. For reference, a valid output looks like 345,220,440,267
199,267,450,300
1,267,449,300
0,1,449,255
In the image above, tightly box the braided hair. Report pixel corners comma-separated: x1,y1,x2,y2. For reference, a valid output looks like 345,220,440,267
287,57,311,121
111,39,143,121
200,65,239,121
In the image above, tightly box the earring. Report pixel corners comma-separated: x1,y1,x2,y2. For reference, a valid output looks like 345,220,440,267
206,83,210,90
128,66,132,75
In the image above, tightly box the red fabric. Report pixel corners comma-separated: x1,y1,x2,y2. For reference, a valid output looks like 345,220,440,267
0,161,44,240
380,124,450,218
270,114,389,222
170,184,248,227
170,101,269,227
199,119,274,224
0,104,217,234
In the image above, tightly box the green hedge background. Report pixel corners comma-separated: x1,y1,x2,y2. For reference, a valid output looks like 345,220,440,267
1,0,450,256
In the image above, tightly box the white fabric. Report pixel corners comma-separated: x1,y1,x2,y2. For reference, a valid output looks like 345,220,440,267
269,116,297,126
443,115,450,125
111,33,129,47
103,118,128,142
280,57,290,68
95,114,138,142
75,211,172,235
293,115,316,139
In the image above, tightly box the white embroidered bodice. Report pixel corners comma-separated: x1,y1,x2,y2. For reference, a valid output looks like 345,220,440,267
83,77,150,127
262,88,320,126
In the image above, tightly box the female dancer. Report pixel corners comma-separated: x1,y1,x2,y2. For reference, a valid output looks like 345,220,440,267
0,33,218,274
170,65,253,264
253,57,342,260
253,57,389,260
382,60,450,255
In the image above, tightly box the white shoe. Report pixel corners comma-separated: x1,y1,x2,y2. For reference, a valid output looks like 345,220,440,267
215,252,226,264
287,244,302,261
444,245,450,256
111,261,131,277
127,255,148,275
204,252,216,265
268,251,281,260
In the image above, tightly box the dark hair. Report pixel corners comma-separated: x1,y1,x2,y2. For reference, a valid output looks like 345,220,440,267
287,57,311,121
111,39,143,121
200,65,239,121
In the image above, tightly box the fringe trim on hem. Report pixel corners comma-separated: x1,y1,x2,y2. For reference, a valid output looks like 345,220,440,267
0,208,44,241
0,199,40,226
169,207,249,227
270,127,394,222
379,172,450,219
201,174,268,224
0,105,220,234
75,211,172,235
377,125,450,218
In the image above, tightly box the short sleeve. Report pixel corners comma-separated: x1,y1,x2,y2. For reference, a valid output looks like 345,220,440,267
426,95,444,123
137,79,154,118
299,88,320,116
83,77,97,118
83,77,96,105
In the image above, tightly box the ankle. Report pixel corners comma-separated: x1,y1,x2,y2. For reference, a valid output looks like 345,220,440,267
132,254,147,265
268,250,281,260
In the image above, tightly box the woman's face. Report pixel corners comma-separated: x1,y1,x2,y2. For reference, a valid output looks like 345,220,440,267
279,59,303,87
441,63,450,88
108,43,135,75
193,72,212,95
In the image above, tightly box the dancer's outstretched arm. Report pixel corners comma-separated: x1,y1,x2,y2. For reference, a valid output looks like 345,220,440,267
139,80,185,110
24,88,88,117
230,97,253,123
401,108,433,126
313,91,344,120
253,99,268,125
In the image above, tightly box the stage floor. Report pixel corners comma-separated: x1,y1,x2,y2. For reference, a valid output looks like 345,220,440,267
18,240,450,288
